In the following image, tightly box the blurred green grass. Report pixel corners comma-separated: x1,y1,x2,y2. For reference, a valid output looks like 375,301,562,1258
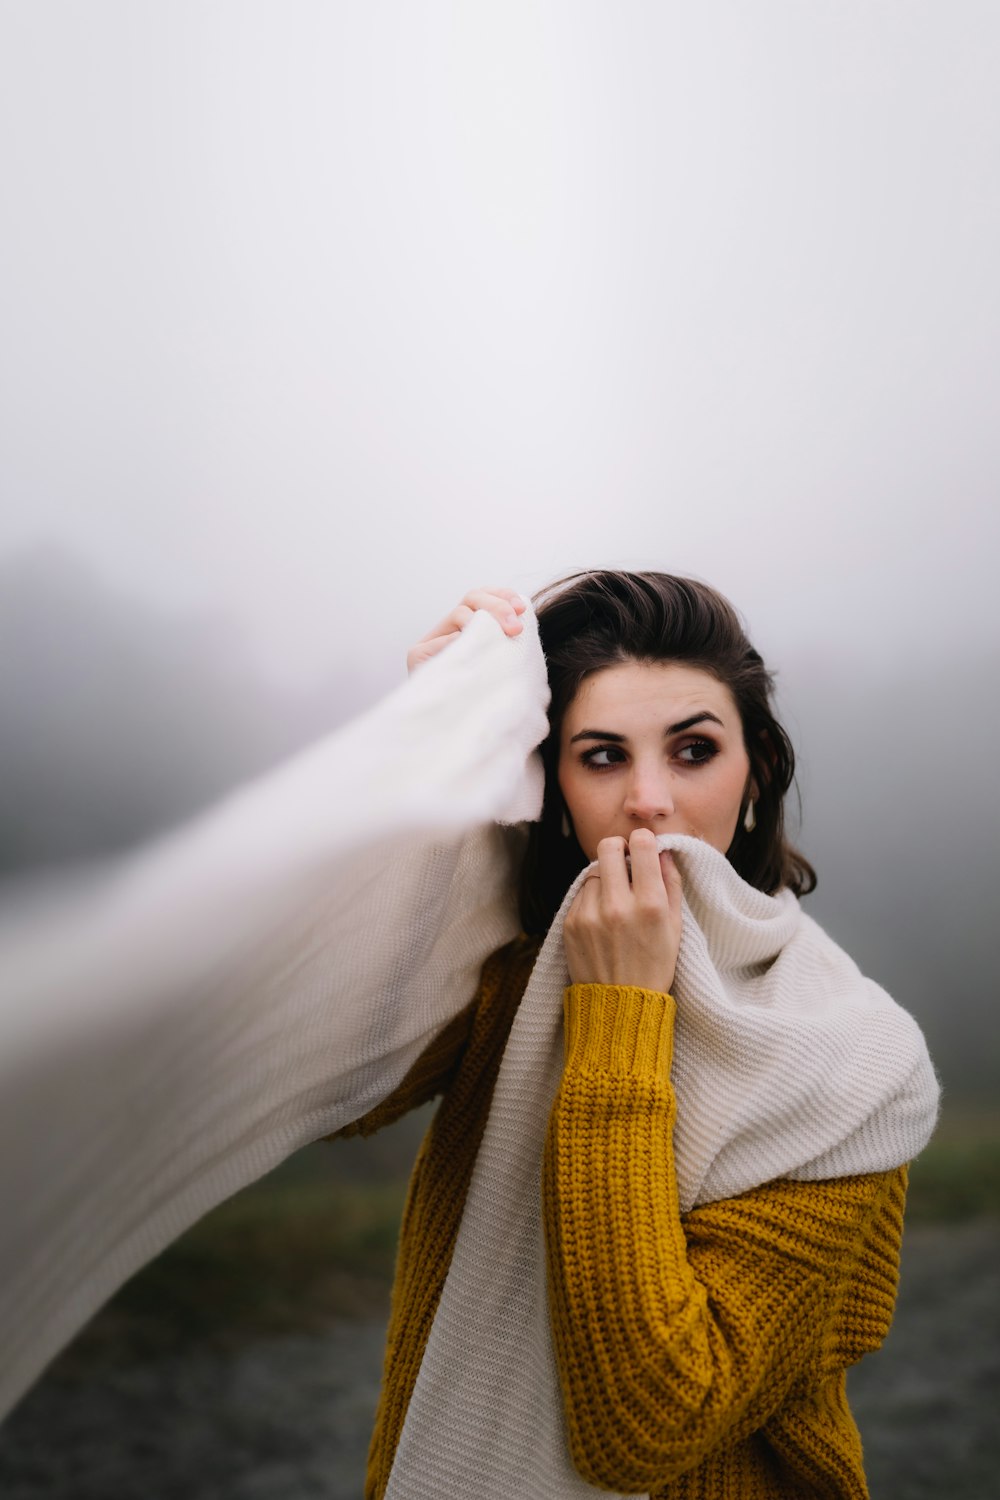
59,1172,410,1369
904,1108,1000,1223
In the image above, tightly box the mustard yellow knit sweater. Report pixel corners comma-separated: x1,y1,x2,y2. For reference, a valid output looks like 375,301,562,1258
333,932,906,1499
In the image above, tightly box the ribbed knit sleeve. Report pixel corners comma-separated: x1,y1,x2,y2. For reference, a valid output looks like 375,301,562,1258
542,982,907,1494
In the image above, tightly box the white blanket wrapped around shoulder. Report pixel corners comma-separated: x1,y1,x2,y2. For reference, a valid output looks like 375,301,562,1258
0,600,938,1480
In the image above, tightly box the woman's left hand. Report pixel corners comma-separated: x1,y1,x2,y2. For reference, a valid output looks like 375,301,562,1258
563,829,683,995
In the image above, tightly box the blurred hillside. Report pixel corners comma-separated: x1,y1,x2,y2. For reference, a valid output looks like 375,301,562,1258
1,546,995,1104
0,547,385,874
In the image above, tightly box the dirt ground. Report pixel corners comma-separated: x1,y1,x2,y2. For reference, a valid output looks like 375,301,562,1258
0,1219,997,1499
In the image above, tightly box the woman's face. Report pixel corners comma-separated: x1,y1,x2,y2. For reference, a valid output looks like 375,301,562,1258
557,660,754,861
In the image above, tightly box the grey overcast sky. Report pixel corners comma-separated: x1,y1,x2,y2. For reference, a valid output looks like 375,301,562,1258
1,2,998,685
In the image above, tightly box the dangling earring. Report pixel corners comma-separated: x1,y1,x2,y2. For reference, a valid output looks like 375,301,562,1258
561,807,572,838
743,799,756,833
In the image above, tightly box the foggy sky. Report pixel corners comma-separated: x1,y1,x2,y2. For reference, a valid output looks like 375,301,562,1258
1,5,998,1101
1,2,998,685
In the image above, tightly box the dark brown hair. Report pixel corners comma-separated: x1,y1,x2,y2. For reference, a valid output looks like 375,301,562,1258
518,570,816,935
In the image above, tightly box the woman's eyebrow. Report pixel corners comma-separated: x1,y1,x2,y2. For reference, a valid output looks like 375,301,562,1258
569,711,725,744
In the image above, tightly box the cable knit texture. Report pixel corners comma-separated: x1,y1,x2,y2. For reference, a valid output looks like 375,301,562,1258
343,939,908,1500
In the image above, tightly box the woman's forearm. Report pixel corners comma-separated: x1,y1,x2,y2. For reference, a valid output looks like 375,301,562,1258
542,982,904,1491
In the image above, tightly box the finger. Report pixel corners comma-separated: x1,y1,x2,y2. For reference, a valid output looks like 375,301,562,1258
413,603,476,647
406,633,460,673
595,836,631,908
459,588,524,635
578,870,605,928
564,869,597,931
659,849,684,907
482,587,527,612
627,830,668,905
411,588,526,672
418,592,523,644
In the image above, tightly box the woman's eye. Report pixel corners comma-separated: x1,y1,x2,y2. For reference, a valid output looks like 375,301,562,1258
677,739,717,765
581,746,624,770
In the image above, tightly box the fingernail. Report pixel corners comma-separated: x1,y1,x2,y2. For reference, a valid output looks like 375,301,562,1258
504,612,520,630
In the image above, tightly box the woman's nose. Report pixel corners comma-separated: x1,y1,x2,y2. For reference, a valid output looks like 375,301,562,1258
622,768,675,821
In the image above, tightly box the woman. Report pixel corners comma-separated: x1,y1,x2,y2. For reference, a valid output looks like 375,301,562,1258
335,570,938,1500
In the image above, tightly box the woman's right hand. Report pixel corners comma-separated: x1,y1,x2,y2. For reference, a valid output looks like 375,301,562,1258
406,587,527,674
563,832,683,996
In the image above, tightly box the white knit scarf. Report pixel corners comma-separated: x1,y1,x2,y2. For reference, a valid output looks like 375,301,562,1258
0,600,938,1482
387,829,940,1500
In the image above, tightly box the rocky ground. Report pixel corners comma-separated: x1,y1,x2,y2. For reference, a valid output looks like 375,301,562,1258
1,1220,997,1499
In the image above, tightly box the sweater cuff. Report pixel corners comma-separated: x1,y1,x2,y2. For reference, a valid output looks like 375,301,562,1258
563,984,675,1079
